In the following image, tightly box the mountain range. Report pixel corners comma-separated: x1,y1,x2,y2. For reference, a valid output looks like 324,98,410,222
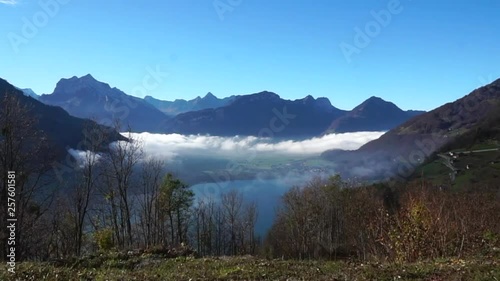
161,92,343,137
29,74,424,138
160,93,424,137
322,78,500,181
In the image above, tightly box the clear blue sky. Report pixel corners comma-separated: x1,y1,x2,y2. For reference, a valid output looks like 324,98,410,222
1,0,499,111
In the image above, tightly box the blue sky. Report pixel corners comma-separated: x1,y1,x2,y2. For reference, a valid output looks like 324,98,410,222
1,0,499,111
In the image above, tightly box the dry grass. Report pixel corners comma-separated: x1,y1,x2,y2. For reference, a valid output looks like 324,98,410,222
2,254,499,281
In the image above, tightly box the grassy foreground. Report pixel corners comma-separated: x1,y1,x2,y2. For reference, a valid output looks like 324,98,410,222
2,255,499,281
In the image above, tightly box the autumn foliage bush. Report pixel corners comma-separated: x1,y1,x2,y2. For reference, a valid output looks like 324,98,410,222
265,177,500,262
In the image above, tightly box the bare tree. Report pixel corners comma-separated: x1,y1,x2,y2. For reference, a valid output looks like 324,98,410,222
137,157,164,247
241,201,258,255
213,200,226,256
221,189,243,255
70,121,109,256
0,92,54,260
191,192,258,257
100,127,143,248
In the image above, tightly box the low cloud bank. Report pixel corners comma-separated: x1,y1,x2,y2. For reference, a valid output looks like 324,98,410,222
68,149,102,168
123,131,385,161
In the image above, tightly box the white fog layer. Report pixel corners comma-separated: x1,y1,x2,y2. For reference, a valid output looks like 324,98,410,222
118,131,385,161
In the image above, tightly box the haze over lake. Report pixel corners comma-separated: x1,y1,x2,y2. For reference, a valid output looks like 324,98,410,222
129,131,384,232
71,131,384,233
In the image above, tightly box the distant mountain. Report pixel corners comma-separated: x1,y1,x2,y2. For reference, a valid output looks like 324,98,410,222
325,96,424,133
322,78,500,180
39,74,169,132
162,91,347,138
0,78,124,158
144,92,236,116
15,87,39,99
